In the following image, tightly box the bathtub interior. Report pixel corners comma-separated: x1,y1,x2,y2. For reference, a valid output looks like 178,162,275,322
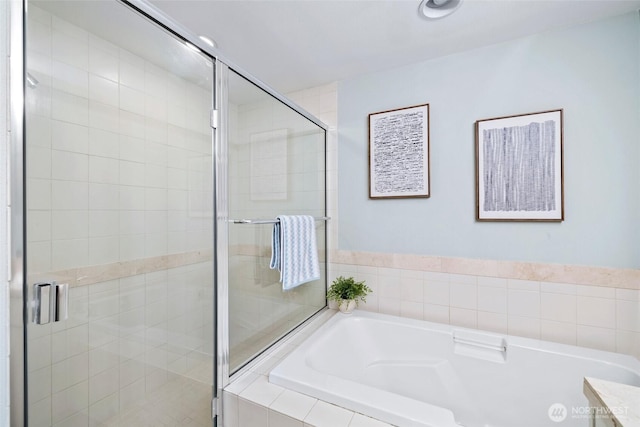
271,311,640,427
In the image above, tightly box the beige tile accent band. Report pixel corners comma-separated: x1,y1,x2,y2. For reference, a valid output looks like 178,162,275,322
331,250,640,290
30,249,214,288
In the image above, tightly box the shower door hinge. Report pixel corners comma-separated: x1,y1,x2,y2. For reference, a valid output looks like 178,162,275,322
211,397,219,418
210,109,219,129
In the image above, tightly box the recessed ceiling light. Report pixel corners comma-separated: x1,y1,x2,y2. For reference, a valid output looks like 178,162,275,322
198,35,217,49
418,0,463,20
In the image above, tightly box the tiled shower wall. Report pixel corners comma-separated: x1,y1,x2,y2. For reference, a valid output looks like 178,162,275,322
25,6,214,426
287,82,639,361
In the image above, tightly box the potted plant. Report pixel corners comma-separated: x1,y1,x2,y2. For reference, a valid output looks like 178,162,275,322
326,276,372,314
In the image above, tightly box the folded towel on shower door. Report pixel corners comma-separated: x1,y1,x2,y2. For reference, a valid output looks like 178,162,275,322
270,215,320,290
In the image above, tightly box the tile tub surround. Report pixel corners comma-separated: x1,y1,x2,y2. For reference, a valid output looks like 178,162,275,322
329,257,640,360
224,310,394,427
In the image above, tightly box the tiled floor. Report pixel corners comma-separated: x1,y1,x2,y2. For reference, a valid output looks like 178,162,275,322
102,360,213,427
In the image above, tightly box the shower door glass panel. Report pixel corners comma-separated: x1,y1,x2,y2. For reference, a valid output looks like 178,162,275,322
228,71,326,372
25,2,215,426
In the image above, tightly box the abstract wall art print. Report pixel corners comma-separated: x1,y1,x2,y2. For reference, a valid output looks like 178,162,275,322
475,109,564,221
369,104,430,199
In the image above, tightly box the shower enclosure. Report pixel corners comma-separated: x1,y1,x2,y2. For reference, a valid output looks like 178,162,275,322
8,0,327,426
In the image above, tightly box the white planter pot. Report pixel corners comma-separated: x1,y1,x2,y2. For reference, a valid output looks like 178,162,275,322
338,299,356,314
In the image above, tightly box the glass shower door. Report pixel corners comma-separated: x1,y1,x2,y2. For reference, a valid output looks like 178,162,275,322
24,2,215,426
226,71,327,372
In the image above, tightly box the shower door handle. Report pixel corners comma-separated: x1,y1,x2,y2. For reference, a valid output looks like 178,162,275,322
33,282,52,324
53,282,69,322
33,281,69,324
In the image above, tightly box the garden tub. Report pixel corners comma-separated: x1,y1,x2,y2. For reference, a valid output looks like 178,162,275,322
269,310,640,427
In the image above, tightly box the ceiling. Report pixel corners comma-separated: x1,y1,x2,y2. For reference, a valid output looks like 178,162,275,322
149,0,640,94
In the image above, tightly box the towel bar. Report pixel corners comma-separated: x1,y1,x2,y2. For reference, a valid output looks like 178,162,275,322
230,216,330,225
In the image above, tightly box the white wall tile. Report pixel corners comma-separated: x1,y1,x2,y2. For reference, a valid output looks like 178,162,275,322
52,31,88,70
52,239,88,270
28,178,52,210
89,74,119,107
89,210,119,237
540,282,576,295
616,300,639,332
119,60,145,89
52,61,88,98
119,160,145,186
616,330,640,359
269,411,304,427
540,292,576,323
400,301,423,320
88,128,118,158
52,91,89,126
51,149,88,182
507,279,539,291
541,320,576,345
120,85,145,115
119,111,145,138
304,401,353,427
239,398,269,427
477,311,508,334
577,325,616,352
89,49,118,83
378,298,400,317
400,278,423,302
89,183,119,210
577,296,616,328
476,276,507,288
89,236,120,265
89,101,119,133
477,286,507,314
508,289,539,318
52,210,88,240
269,389,316,421
616,289,640,301
28,146,52,179
450,282,476,309
89,155,119,184
450,307,477,328
28,210,52,242
52,120,89,154
508,316,540,339
423,303,449,324
52,180,88,210
576,285,616,299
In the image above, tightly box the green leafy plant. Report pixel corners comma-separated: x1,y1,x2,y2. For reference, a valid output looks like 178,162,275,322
326,276,372,305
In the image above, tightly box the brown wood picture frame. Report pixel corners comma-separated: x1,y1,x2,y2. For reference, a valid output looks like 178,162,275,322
475,109,564,221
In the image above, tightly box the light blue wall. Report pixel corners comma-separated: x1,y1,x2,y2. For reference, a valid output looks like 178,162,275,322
338,12,640,269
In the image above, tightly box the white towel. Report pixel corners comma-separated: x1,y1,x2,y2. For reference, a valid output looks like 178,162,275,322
270,215,320,290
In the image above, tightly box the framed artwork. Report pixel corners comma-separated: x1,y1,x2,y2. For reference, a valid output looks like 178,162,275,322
368,104,430,199
475,109,564,221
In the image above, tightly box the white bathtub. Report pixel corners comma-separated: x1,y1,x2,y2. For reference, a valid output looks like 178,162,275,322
269,310,640,427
